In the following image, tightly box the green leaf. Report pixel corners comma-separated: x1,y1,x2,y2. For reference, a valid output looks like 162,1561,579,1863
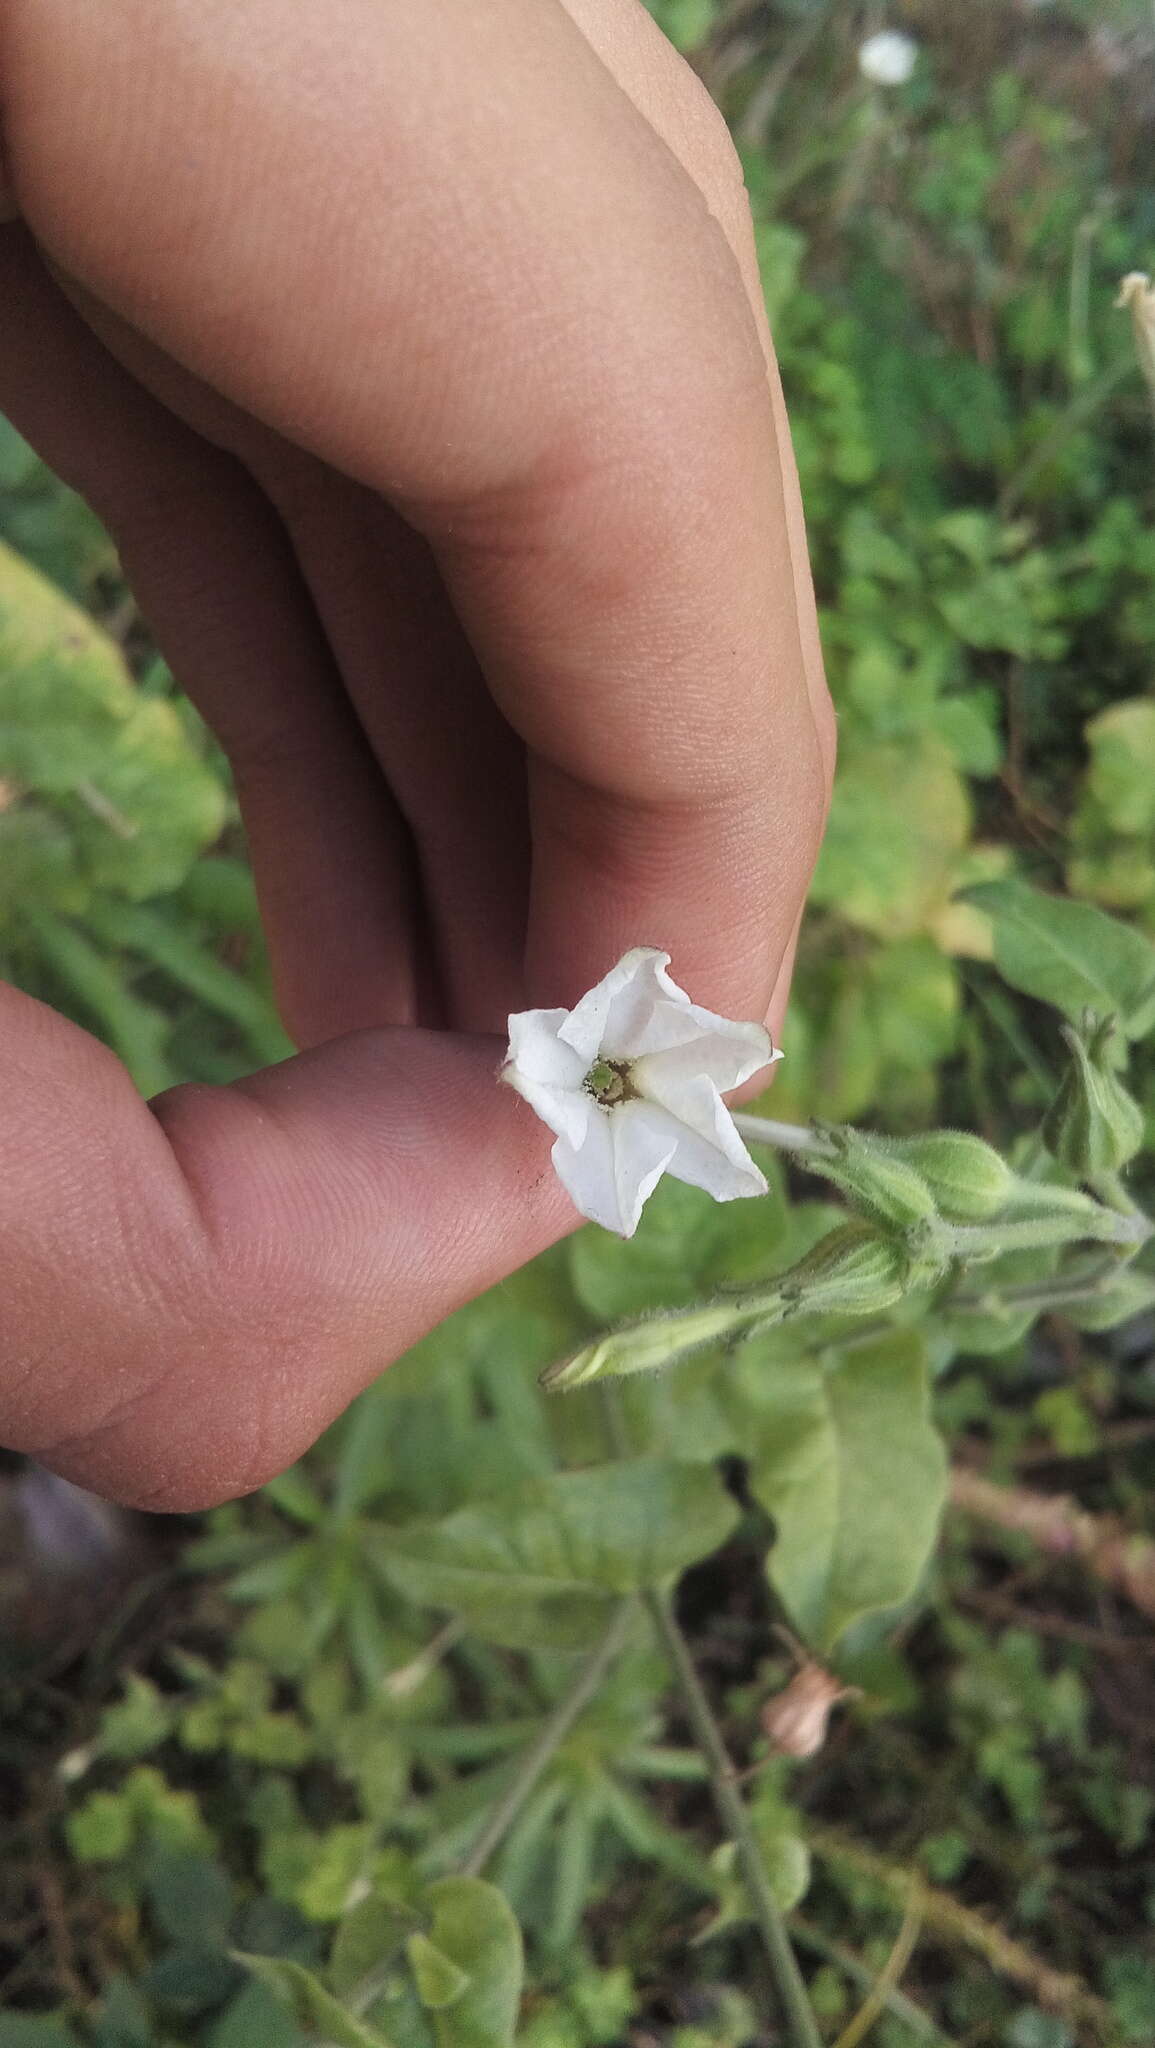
97,1672,172,1759
745,1329,948,1652
329,1896,418,2000
85,898,291,1063
569,1178,729,1320
0,540,226,908
23,909,173,1095
0,2022,82,2048
372,1459,738,1650
205,1979,306,2048
1083,699,1155,837
811,738,971,938
233,1953,398,2048
89,1975,153,2048
965,879,1155,1036
406,1933,471,2009
417,1878,523,2048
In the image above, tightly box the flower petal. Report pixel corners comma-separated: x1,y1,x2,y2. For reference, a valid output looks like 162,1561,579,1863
626,1091,768,1203
556,947,671,1063
635,1032,780,1097
561,948,776,1086
551,1101,677,1237
505,1007,588,1089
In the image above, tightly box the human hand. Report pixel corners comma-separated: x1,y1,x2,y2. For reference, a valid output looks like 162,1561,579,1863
0,0,833,1508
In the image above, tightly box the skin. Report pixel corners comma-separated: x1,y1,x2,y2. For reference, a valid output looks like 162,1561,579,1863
0,0,834,1510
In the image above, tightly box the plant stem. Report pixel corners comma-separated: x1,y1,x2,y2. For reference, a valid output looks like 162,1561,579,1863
790,1917,958,2044
947,1252,1121,1315
458,1596,639,1880
732,1111,837,1157
830,1881,923,2048
944,1209,1148,1255
645,1585,823,2048
811,1828,1115,2032
599,1387,821,2048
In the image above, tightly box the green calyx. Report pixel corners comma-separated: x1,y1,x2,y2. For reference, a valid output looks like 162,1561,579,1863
886,1130,1014,1222
774,1220,914,1318
1042,1011,1145,1176
811,1127,938,1230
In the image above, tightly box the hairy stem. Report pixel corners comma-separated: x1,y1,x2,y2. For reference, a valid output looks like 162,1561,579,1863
645,1586,823,2048
599,1385,821,2047
731,1111,837,1156
458,1596,639,1880
947,1252,1121,1315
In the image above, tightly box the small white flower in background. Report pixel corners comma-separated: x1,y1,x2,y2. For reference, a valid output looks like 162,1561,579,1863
858,29,918,86
502,947,779,1238
1117,273,1155,405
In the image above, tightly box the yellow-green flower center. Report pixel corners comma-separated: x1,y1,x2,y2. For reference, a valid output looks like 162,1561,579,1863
584,1056,638,1108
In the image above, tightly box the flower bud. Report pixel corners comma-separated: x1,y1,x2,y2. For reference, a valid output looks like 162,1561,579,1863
761,1660,857,1759
1042,1013,1145,1176
777,1222,910,1319
812,1128,938,1230
886,1131,1014,1222
540,1303,746,1392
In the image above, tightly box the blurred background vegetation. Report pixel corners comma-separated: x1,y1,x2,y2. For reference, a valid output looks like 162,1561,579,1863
4,1,1155,2043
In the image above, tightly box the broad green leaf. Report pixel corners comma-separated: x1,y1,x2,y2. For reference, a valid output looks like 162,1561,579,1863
406,1933,471,2009
329,1897,419,2000
966,879,1155,1037
745,1329,948,1652
372,1459,738,1650
417,1878,523,2048
233,1953,397,2048
569,1178,728,1320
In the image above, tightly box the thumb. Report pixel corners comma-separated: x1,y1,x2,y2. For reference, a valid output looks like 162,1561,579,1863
0,985,568,1510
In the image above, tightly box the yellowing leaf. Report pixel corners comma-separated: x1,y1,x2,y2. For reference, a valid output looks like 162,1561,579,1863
811,739,971,938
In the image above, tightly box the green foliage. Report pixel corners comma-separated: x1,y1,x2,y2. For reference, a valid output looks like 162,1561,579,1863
743,1329,947,1651
372,1460,740,1649
6,4,1155,2043
967,878,1155,1037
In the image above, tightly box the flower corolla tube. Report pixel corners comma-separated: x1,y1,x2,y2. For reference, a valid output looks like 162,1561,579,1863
502,947,779,1237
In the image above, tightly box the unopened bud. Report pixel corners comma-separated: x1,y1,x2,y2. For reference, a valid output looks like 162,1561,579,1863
812,1128,937,1230
887,1130,1014,1222
1042,1013,1145,1176
761,1659,857,1759
777,1222,910,1319
540,1302,747,1392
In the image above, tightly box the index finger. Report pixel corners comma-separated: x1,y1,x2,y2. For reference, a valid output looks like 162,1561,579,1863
1,0,827,1021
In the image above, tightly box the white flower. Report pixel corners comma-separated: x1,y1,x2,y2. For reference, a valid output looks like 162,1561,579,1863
857,29,918,85
502,947,779,1238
